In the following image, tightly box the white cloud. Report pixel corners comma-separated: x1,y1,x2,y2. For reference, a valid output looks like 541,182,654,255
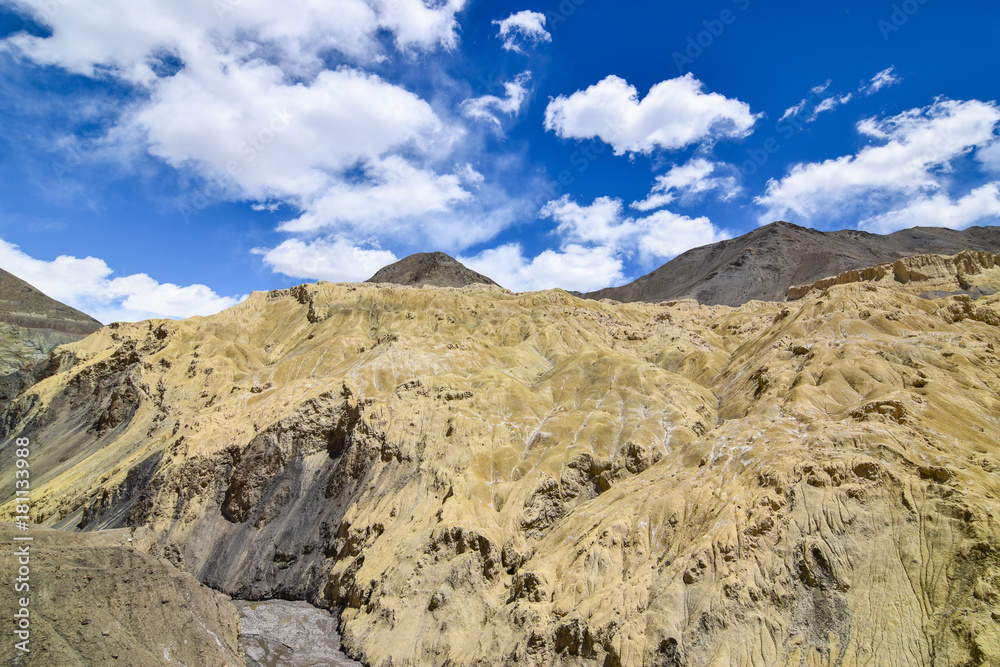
544,74,757,155
276,156,475,234
810,80,832,96
632,158,740,211
780,100,808,123
132,62,447,196
540,194,730,268
461,71,532,128
252,237,398,283
637,209,731,263
463,193,732,292
863,66,902,96
493,11,551,53
0,238,241,322
811,94,853,119
782,91,853,124
756,99,1000,224
3,0,466,80
978,139,1000,174
4,0,495,262
781,68,900,125
460,243,625,293
373,0,467,52
859,183,1000,234
540,196,635,246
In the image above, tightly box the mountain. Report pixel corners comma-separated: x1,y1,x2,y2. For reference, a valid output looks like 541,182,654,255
0,267,102,335
0,268,103,409
586,221,1000,306
366,251,500,289
2,251,998,665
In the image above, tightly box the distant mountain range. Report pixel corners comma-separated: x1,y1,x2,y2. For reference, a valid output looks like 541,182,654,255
585,221,1000,306
363,223,1000,307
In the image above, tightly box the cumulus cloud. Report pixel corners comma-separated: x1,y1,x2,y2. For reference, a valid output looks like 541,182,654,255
541,194,729,263
132,62,447,196
461,243,625,293
3,0,492,262
461,71,532,128
0,238,241,322
632,159,740,211
454,194,730,293
493,11,551,53
756,98,1000,225
859,184,1000,234
540,196,635,246
276,156,475,234
637,209,731,262
252,237,398,283
544,74,757,155
484,194,731,291
978,139,1000,174
3,0,466,80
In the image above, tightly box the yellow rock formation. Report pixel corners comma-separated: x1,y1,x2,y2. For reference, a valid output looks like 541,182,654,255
2,252,999,666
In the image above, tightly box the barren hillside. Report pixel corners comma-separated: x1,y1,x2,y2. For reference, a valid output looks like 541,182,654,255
1,252,999,666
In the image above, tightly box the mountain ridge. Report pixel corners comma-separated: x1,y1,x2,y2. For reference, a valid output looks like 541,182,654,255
585,221,1000,306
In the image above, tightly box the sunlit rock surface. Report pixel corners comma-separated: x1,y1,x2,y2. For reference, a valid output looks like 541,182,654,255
2,251,999,666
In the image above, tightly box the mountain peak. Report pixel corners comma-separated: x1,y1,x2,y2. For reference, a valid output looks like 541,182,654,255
0,267,102,334
366,252,500,289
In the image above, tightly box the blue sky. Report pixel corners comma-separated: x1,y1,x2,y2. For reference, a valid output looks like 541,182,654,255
0,0,998,322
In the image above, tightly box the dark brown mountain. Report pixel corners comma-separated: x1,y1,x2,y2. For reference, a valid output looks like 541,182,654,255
0,267,102,334
586,221,1000,306
366,251,500,289
0,268,102,405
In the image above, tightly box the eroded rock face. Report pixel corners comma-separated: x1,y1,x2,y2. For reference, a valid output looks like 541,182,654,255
2,263,1000,666
0,526,244,666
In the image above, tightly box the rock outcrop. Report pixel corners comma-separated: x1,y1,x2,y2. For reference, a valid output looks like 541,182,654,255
587,221,1000,306
787,250,1000,301
2,259,1000,666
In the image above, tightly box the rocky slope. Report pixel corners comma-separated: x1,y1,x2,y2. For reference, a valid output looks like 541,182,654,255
587,221,1000,306
1,253,1000,666
0,268,103,412
0,268,102,336
366,252,501,289
0,525,244,666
